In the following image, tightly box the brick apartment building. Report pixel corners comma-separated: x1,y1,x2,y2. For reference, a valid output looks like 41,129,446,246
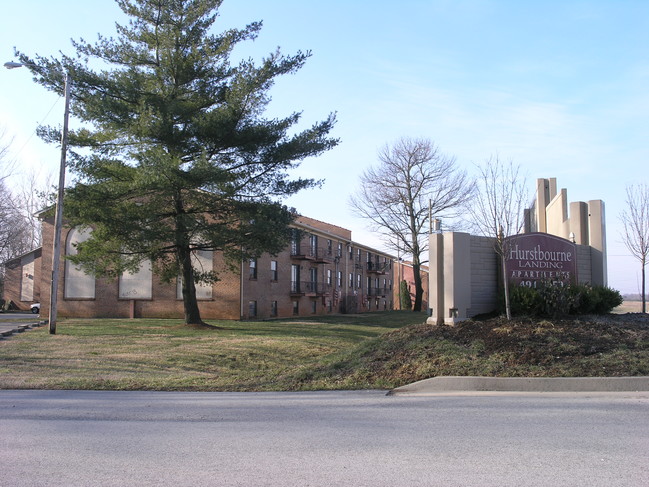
3,214,396,320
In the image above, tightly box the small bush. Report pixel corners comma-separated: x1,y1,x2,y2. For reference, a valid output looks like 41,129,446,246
589,286,623,313
536,281,577,317
399,280,412,311
508,285,542,316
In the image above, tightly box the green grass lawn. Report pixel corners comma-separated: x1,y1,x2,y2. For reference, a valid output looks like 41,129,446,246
1,310,647,391
0,312,427,391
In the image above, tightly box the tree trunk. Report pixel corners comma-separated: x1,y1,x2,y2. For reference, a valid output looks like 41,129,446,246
642,259,646,314
179,245,203,325
412,261,423,312
502,253,512,320
174,193,203,325
411,234,424,312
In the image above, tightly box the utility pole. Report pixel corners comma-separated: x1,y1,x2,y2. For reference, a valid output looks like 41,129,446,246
48,73,71,335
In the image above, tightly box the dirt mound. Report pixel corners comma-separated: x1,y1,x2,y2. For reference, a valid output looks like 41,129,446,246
435,313,649,373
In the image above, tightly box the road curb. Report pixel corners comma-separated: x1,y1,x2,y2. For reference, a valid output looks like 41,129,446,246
387,376,649,395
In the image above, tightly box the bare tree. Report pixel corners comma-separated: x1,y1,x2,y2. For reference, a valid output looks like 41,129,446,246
0,129,35,264
469,155,529,320
0,127,52,299
14,172,52,251
620,183,649,313
0,188,32,261
350,137,475,311
0,128,15,183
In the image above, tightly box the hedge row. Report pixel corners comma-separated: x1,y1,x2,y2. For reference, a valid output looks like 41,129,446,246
505,282,623,317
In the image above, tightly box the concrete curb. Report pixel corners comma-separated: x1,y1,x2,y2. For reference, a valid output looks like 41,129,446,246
387,376,649,395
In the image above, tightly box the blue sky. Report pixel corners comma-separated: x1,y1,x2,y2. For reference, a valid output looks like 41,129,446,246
1,0,648,294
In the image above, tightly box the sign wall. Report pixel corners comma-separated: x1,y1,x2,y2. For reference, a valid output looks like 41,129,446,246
504,233,577,288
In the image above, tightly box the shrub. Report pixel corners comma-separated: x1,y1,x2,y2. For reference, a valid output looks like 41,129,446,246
399,280,412,311
536,281,577,317
508,285,542,316
589,286,623,314
507,281,622,317
569,283,595,314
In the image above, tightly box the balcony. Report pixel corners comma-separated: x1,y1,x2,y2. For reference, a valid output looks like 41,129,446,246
367,287,389,297
290,245,334,264
366,261,390,275
290,281,331,297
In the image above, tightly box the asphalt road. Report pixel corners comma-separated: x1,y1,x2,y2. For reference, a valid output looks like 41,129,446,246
1,390,647,486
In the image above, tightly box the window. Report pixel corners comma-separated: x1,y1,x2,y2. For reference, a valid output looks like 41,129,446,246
176,250,214,300
20,253,35,302
292,300,299,316
291,264,300,293
271,301,278,317
248,300,257,318
249,258,257,279
327,269,332,286
270,260,278,281
309,234,317,256
119,259,152,299
291,228,300,255
337,271,342,288
327,239,332,256
337,242,343,258
311,300,317,314
357,248,361,261
65,227,95,299
349,273,354,288
348,245,353,259
357,274,361,290
310,268,318,293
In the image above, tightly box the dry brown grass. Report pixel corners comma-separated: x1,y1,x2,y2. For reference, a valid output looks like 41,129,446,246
613,301,645,314
0,312,426,391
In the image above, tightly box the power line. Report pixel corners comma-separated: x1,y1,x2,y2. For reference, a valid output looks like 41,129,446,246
13,97,62,158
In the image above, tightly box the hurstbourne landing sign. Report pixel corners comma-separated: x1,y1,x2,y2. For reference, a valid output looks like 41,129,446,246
504,233,577,287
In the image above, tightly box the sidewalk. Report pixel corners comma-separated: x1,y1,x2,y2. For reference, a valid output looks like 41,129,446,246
388,376,649,395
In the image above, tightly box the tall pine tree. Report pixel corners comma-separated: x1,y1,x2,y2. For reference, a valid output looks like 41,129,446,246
19,0,337,325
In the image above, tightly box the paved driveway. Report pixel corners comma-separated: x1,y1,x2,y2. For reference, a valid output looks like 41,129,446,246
0,312,42,337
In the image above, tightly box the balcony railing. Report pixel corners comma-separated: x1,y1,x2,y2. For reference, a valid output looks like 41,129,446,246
366,261,390,274
367,287,389,297
290,245,334,263
290,281,332,296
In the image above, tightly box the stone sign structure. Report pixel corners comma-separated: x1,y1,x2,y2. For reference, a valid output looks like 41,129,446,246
427,177,607,325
